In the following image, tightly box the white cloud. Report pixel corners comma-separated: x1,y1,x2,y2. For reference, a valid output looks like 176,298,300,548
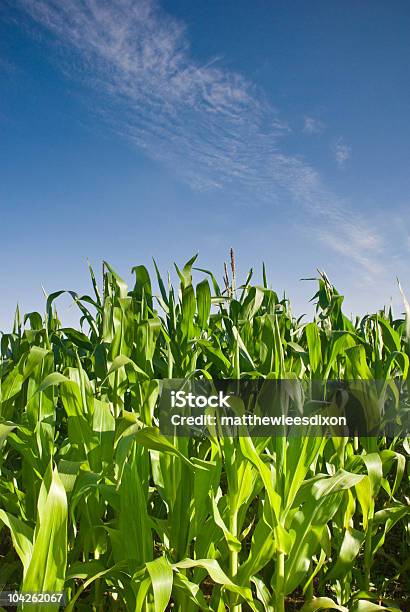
18,0,288,193
317,224,383,276
17,0,380,273
333,137,351,167
303,116,324,134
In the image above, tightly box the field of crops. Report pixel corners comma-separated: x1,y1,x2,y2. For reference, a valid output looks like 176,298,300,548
0,256,409,611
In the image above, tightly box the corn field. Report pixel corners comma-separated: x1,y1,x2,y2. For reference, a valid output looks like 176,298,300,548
0,256,409,611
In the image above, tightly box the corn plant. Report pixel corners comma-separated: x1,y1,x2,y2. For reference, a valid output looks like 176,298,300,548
0,256,408,611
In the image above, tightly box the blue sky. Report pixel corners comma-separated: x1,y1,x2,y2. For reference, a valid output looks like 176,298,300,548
1,0,410,329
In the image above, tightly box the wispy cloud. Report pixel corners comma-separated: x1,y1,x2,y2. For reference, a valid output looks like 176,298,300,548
18,0,289,193
303,116,324,134
316,222,383,276
333,137,351,167
16,0,381,273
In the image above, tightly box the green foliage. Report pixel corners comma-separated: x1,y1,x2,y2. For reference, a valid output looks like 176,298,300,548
0,259,408,611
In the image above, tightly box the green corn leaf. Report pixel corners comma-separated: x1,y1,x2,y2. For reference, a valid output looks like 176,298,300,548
145,556,173,612
349,602,401,612
0,510,34,574
305,323,322,375
173,572,210,610
0,421,17,445
324,528,365,582
174,558,255,607
22,465,67,609
300,597,348,611
196,279,211,329
211,494,242,553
